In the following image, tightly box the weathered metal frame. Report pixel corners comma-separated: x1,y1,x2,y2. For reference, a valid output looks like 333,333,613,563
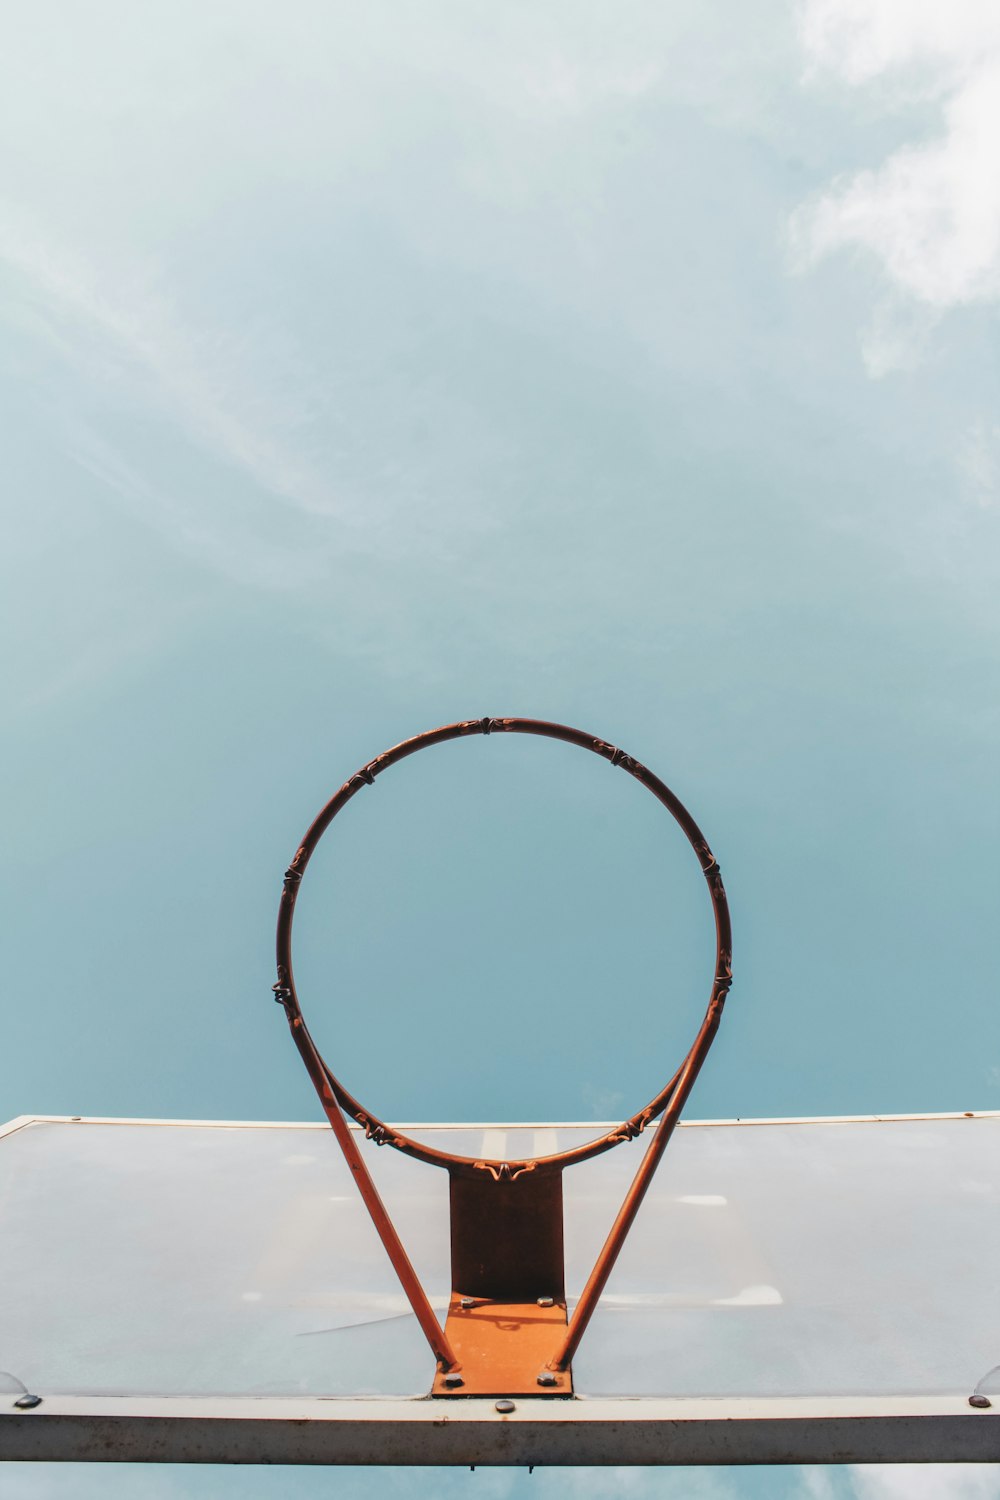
273,717,732,1384
4,1394,997,1466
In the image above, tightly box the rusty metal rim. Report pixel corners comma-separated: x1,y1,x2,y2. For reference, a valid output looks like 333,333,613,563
274,716,732,1178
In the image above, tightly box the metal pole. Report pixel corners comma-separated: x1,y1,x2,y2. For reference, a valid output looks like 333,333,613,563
549,993,726,1372
284,1010,459,1371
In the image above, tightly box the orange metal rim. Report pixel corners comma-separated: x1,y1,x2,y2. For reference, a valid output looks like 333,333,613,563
274,716,732,1176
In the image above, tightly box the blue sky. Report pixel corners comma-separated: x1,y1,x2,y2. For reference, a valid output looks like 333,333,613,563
2,1,999,1496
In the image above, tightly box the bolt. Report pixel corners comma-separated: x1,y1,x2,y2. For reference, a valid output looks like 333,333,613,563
13,1394,42,1410
495,1399,515,1414
443,1371,464,1389
537,1297,554,1308
536,1371,558,1387
460,1297,475,1309
969,1394,992,1409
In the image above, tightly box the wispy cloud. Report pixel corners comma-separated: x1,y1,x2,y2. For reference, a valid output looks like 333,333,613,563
959,420,1000,511
0,200,345,523
65,421,332,589
519,57,661,117
790,1,1000,373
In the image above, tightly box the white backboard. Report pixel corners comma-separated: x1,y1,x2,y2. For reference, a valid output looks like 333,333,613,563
1,1112,998,1465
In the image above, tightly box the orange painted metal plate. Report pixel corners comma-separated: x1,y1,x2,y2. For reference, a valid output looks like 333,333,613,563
432,1296,573,1397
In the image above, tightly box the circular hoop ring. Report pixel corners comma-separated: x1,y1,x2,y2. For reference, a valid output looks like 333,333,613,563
274,717,732,1177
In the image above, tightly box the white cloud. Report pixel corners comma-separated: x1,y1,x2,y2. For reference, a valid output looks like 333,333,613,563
799,1469,841,1500
791,1,1000,370
798,0,1000,87
798,60,1000,307
849,1465,1000,1500
551,1468,739,1500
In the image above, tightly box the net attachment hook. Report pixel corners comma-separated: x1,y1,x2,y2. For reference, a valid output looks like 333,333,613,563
273,716,732,1396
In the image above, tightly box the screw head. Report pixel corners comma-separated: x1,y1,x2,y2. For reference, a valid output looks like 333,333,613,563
443,1371,464,1389
536,1371,558,1387
537,1296,554,1307
495,1399,515,1414
970,1394,992,1409
13,1394,42,1410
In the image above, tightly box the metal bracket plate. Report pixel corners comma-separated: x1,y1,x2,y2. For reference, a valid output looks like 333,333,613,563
432,1296,573,1396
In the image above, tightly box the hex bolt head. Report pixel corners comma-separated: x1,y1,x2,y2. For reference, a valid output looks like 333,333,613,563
536,1371,558,1387
13,1394,42,1410
537,1297,554,1307
969,1394,992,1409
495,1399,516,1414
443,1371,464,1389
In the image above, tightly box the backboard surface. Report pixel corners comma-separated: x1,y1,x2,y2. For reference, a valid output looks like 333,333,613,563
2,1112,998,1465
